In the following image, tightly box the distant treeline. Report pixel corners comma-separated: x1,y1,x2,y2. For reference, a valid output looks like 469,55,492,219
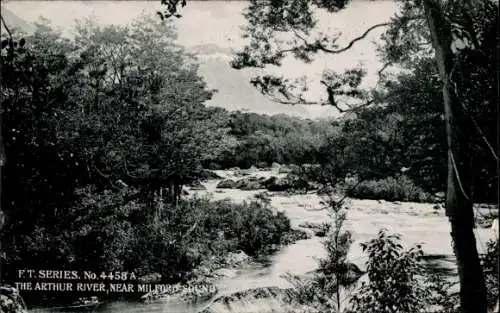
205,54,497,202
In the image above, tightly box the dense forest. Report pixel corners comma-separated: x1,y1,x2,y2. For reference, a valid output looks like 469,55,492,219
0,0,498,312
0,18,299,301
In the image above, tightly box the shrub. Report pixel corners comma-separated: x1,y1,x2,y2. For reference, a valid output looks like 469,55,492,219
345,175,432,202
125,196,296,282
284,190,459,313
424,274,460,313
346,229,427,313
286,195,362,313
201,198,292,255
481,239,499,311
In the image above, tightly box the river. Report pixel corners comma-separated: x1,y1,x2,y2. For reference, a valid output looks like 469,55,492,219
29,168,496,313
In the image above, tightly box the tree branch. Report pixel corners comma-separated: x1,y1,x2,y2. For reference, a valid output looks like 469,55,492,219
0,14,13,41
315,23,390,54
274,23,390,59
267,95,318,105
376,62,392,84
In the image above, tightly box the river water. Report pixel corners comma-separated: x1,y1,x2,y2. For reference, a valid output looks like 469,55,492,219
29,169,497,313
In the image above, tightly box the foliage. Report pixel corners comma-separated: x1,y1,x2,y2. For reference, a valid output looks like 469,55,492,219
229,0,372,111
345,175,432,203
203,199,291,255
286,194,363,313
0,16,233,284
424,274,460,313
0,286,27,313
209,111,337,169
346,229,427,313
376,0,498,201
480,239,499,311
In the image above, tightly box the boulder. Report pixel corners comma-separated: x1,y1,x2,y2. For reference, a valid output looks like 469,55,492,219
280,228,311,245
289,164,301,173
0,286,27,313
278,166,292,174
314,229,327,237
216,179,237,189
235,177,264,190
266,177,290,191
234,169,251,177
271,162,281,169
317,185,335,195
261,176,278,188
267,176,311,192
298,221,323,229
298,222,330,238
189,182,207,190
200,170,222,180
214,268,238,279
239,181,263,190
256,161,269,169
224,250,250,266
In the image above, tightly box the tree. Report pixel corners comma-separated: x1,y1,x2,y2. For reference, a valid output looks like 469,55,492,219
420,2,487,311
285,196,363,313
0,15,230,273
159,0,497,311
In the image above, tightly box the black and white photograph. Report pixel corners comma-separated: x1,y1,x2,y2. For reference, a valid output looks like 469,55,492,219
0,0,498,312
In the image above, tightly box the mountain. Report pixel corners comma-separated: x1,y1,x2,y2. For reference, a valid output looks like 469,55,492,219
190,43,339,118
196,56,319,118
0,7,36,35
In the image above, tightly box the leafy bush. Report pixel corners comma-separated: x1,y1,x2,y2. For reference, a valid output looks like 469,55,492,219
129,197,294,281
285,196,363,313
424,274,460,313
346,229,427,313
481,239,499,311
345,175,432,202
203,199,291,255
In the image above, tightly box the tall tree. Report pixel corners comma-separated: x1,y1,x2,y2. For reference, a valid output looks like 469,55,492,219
420,2,486,311
0,15,229,271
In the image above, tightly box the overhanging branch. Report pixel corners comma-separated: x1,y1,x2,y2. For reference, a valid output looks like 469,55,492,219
313,22,390,54
274,22,391,59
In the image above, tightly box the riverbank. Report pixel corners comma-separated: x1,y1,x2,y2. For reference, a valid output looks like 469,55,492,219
186,167,497,313
25,167,498,313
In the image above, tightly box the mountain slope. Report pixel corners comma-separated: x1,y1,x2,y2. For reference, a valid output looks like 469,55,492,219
0,7,35,35
197,56,316,118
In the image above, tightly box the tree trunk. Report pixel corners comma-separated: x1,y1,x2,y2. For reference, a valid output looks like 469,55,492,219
422,1,487,312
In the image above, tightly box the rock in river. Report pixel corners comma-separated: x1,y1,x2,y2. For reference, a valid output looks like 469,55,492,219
216,179,237,189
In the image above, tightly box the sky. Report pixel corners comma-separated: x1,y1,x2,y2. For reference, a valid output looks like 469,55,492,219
2,0,400,118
